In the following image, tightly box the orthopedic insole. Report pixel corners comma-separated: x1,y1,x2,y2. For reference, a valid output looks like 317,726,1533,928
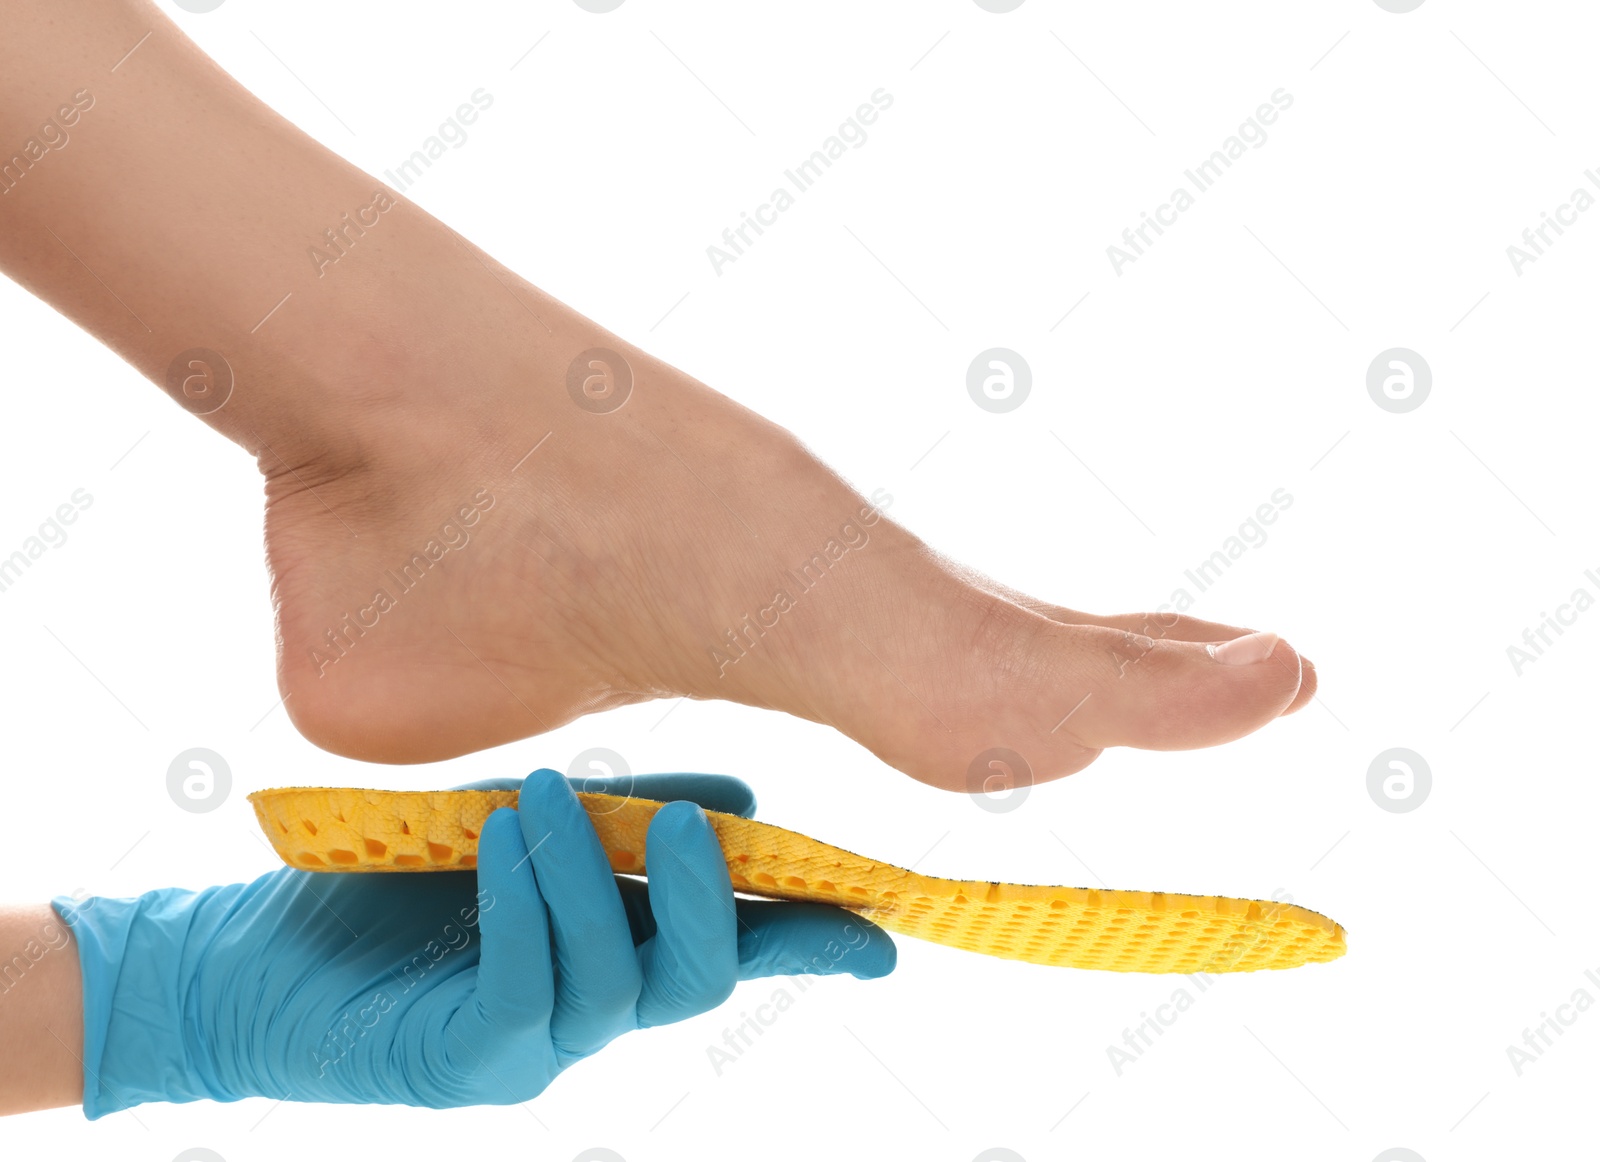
249,786,1346,974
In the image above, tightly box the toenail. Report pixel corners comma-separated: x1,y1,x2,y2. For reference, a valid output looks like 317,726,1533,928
1206,631,1280,666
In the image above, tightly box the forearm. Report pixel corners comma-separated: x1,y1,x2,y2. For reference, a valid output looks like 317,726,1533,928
0,0,558,464
0,904,83,1115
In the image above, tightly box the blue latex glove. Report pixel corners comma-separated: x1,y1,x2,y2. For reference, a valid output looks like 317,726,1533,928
53,769,894,1117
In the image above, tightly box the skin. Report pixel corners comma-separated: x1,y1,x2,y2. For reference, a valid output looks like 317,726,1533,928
0,0,1315,785
0,0,1316,1114
0,905,83,1114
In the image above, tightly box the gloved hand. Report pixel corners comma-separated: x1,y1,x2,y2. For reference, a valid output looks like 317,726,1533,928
54,769,895,1117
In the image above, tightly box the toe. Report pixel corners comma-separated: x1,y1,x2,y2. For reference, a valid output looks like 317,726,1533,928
982,594,1317,720
1015,621,1306,754
806,585,1306,791
1281,651,1316,715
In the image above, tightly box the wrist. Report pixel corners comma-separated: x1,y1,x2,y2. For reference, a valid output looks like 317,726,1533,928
52,885,245,1118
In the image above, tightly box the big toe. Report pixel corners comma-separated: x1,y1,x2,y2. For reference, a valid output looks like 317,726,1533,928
1059,626,1306,750
816,592,1306,792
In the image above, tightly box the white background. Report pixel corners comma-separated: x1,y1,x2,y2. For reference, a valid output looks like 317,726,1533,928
1,1,1596,1160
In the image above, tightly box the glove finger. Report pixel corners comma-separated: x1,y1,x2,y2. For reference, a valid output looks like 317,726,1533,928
732,902,897,982
520,768,642,1057
634,801,740,1028
463,807,555,1030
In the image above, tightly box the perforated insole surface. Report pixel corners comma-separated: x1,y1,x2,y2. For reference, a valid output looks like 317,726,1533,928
249,786,1346,974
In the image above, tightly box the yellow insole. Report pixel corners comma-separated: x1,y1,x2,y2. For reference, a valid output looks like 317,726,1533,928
248,786,1346,974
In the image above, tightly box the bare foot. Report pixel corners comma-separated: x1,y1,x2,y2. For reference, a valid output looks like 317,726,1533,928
254,215,1314,792
0,3,1312,792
